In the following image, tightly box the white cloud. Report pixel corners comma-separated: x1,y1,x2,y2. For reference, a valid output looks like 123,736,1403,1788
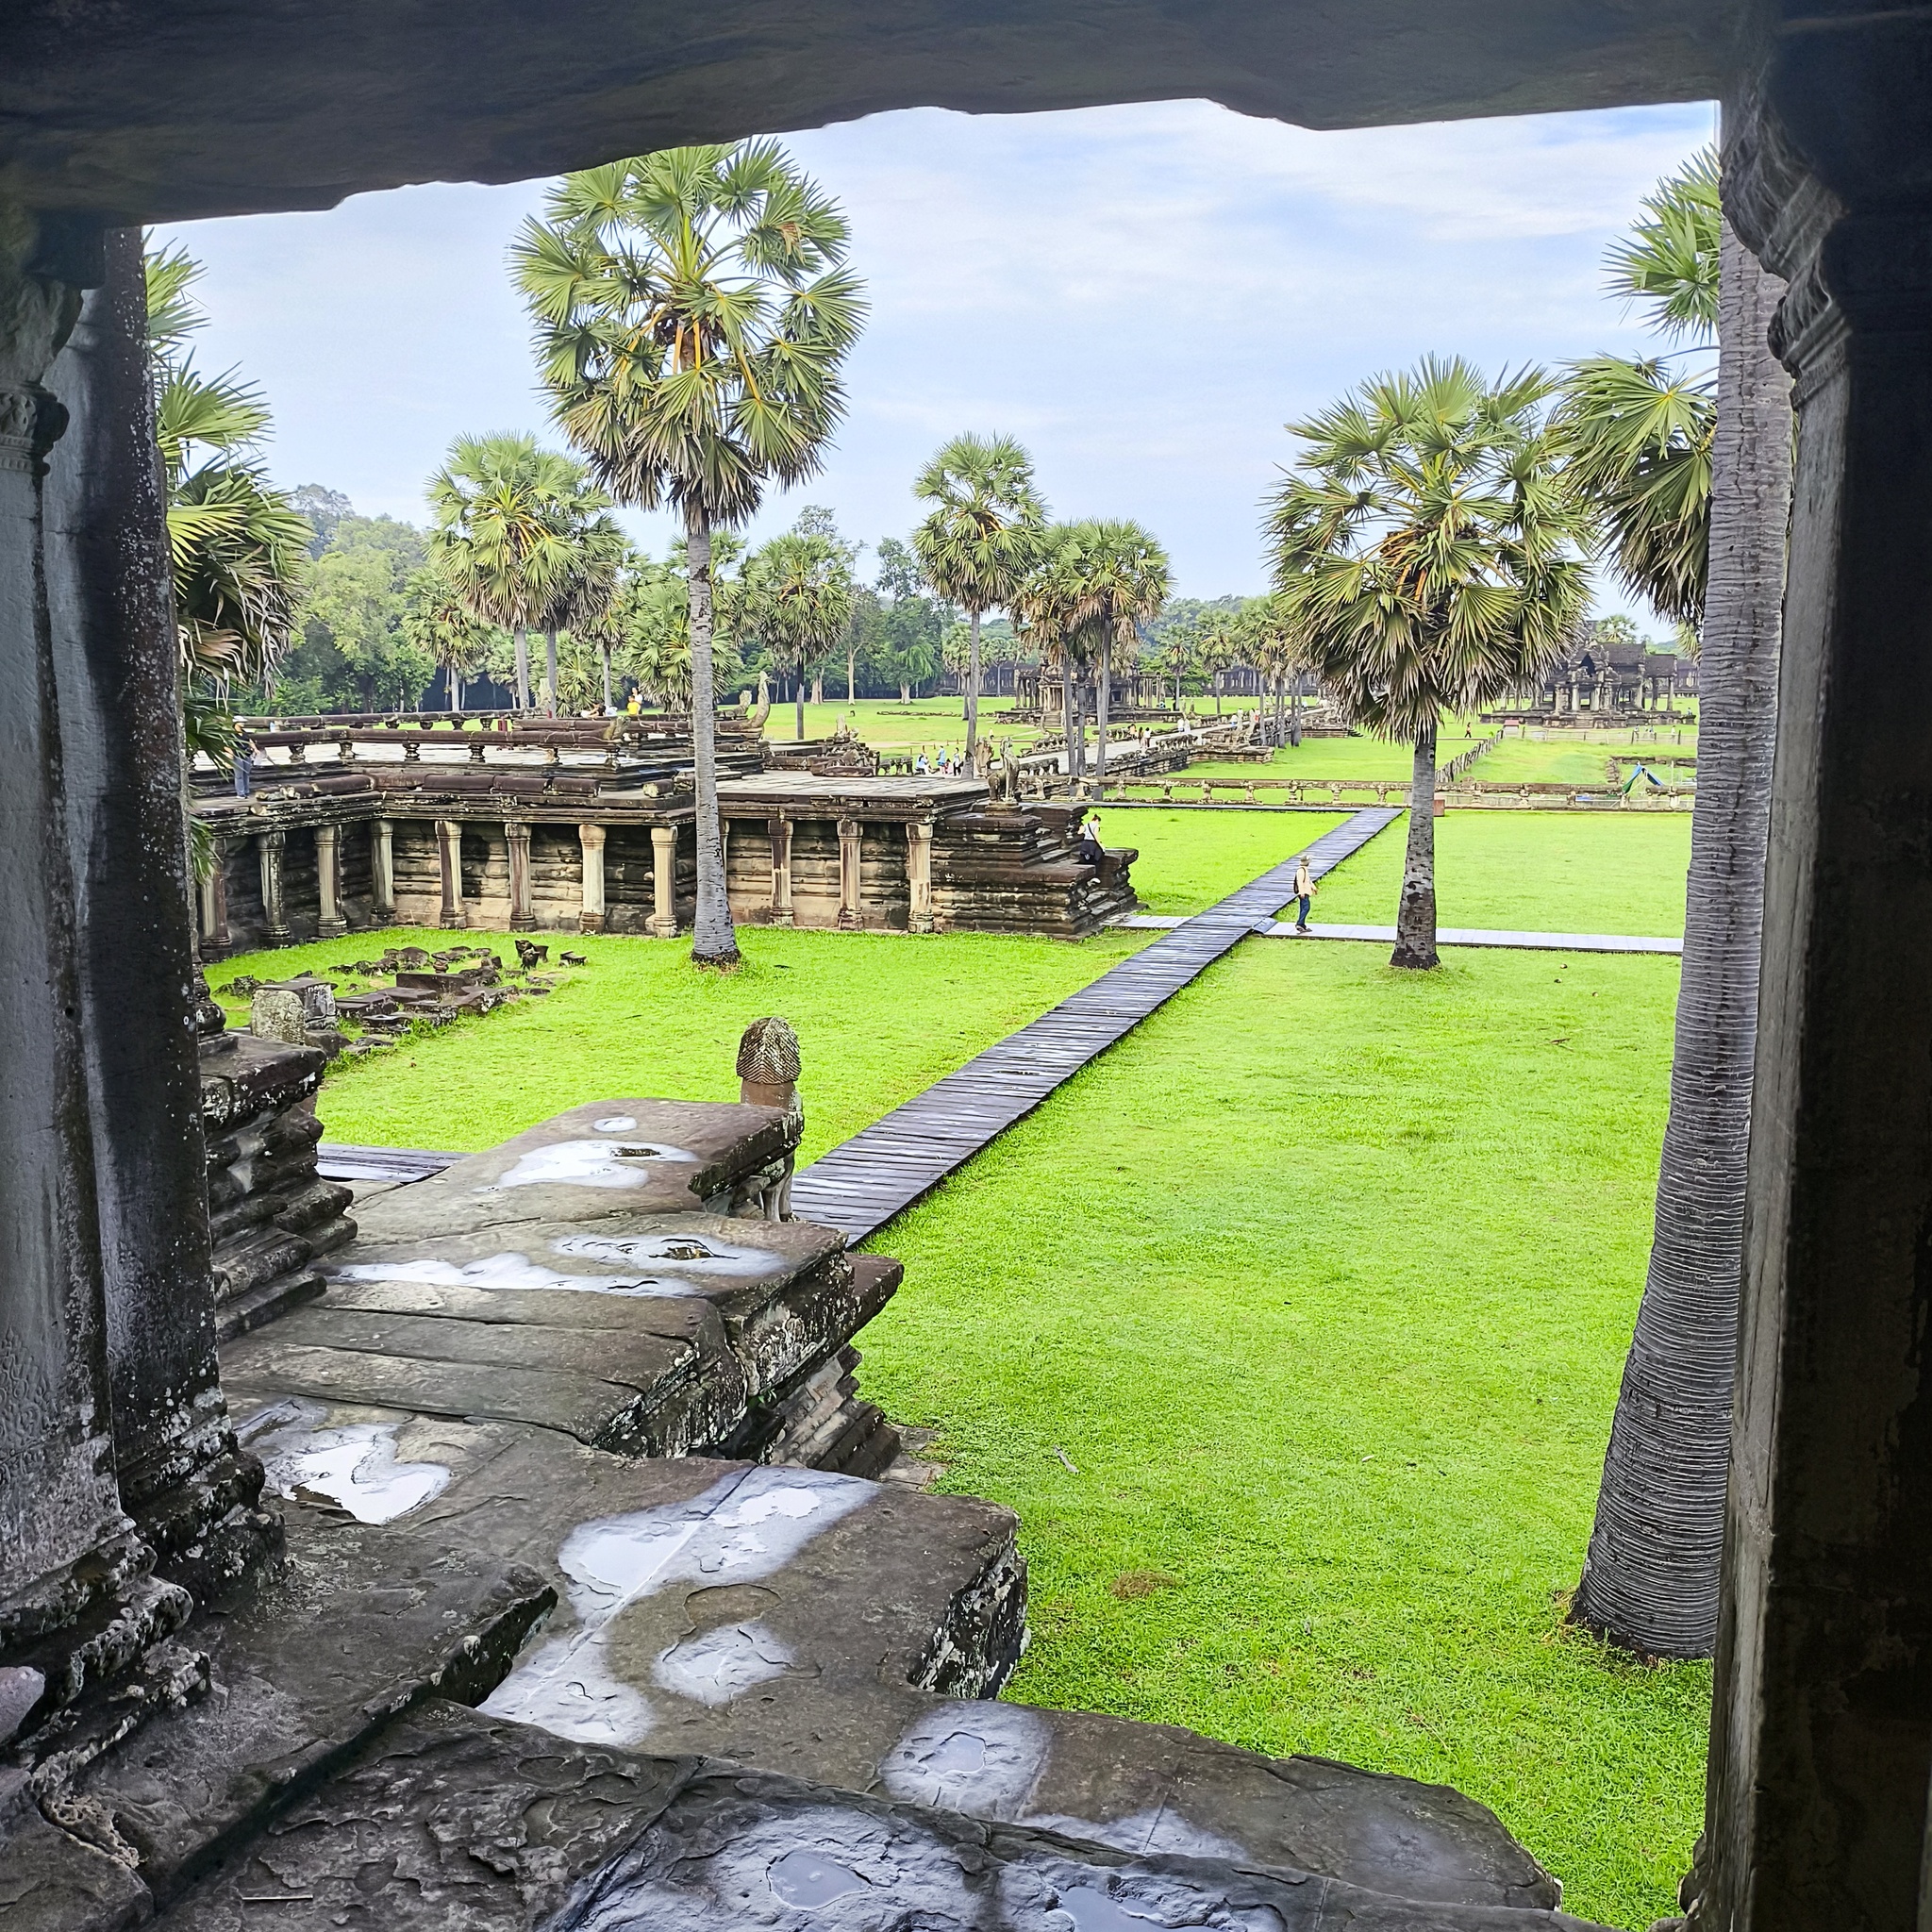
157,96,1711,614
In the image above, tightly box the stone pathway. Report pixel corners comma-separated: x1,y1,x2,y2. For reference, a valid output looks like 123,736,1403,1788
1119,913,1682,954
788,808,1399,1242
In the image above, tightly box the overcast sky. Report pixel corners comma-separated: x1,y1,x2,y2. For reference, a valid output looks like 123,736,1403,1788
155,96,1713,623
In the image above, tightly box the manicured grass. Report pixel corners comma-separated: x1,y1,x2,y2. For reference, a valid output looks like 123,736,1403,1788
1312,811,1692,938
858,940,1706,1930
208,924,1146,1160
762,695,1040,756
1182,732,1484,783
1097,809,1349,915
1478,729,1698,787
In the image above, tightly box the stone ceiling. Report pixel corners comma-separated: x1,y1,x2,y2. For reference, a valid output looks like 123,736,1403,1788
3,0,1742,224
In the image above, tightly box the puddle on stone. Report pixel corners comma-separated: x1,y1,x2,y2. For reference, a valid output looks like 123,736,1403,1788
592,1115,638,1132
332,1251,699,1298
879,1701,1051,1814
552,1231,782,1278
497,1138,699,1190
767,1847,869,1908
240,1400,451,1524
653,1620,793,1705
482,1466,872,1745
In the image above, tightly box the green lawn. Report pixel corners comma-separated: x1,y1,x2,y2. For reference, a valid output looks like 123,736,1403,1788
1180,732,1484,784
858,940,1706,1930
1478,730,1697,787
1098,809,1348,915
208,924,1146,1160
1312,812,1691,938
761,694,1040,756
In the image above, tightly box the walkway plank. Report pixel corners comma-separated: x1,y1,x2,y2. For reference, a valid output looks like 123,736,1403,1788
789,808,1399,1241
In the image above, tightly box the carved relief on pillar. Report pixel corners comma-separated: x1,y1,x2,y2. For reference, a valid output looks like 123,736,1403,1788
505,819,535,931
256,827,289,942
1699,73,1932,1932
649,824,679,938
199,841,232,956
905,818,935,934
837,816,863,930
577,822,607,934
0,379,68,477
314,822,345,937
768,815,794,926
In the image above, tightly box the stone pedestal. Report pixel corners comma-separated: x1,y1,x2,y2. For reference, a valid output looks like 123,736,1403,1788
768,815,794,925
577,821,606,933
837,816,862,930
649,824,678,938
505,819,534,930
371,817,394,923
257,828,289,944
315,822,345,937
436,818,465,928
906,819,935,934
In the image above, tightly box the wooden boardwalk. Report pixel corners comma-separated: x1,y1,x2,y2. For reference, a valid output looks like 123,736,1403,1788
789,808,1398,1242
1119,913,1682,956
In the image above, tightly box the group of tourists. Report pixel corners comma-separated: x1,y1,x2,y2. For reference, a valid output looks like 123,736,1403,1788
912,746,968,775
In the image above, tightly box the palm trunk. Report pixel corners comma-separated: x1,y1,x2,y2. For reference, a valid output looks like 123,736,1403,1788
1391,724,1439,969
1214,673,1223,717
899,681,910,703
795,671,806,741
600,642,613,714
448,661,462,712
1095,646,1110,784
964,609,983,775
513,626,530,711
544,629,559,716
1291,682,1303,748
847,647,857,705
685,503,740,968
1572,216,1791,1658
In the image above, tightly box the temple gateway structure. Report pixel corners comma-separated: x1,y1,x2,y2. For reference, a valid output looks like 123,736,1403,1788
2,2,1929,1928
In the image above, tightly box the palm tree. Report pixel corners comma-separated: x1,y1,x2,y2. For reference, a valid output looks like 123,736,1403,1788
1568,151,1791,1659
913,434,1046,776
1194,608,1241,717
513,142,865,967
548,514,629,713
1058,519,1169,782
742,530,855,741
401,561,498,709
146,244,310,698
1266,358,1590,968
1159,618,1198,717
1011,525,1090,781
426,433,587,711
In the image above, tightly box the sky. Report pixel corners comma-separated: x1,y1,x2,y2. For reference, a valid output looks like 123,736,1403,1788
155,96,1714,620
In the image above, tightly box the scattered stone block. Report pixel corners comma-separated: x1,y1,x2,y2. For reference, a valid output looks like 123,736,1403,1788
559,949,588,964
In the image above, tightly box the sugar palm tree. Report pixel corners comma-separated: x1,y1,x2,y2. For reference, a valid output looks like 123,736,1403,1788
1568,150,1792,1659
547,514,630,712
1194,608,1240,717
1011,525,1091,780
1058,519,1169,782
742,530,855,741
513,141,865,966
426,434,588,710
401,561,498,710
1159,619,1198,717
1267,358,1590,967
913,434,1047,775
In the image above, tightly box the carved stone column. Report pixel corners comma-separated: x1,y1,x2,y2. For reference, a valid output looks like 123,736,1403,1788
768,816,794,926
0,212,139,1652
837,816,863,930
906,819,935,934
314,823,344,937
1701,67,1932,1932
437,819,466,928
505,819,535,930
577,822,606,933
371,817,394,924
198,845,228,955
257,828,289,944
649,824,679,938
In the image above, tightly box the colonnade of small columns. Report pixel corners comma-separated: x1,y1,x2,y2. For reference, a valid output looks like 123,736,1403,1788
196,808,942,949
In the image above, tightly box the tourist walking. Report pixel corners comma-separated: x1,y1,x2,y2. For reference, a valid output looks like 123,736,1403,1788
233,731,255,798
1290,855,1315,932
1076,813,1105,866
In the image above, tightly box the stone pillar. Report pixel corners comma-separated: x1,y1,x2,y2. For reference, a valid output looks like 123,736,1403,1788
768,816,794,926
577,822,607,933
198,847,228,956
257,828,289,944
906,819,935,934
371,817,394,924
314,822,344,938
437,819,466,928
649,824,679,938
838,817,863,930
0,213,137,1646
505,819,535,930
1701,74,1932,1932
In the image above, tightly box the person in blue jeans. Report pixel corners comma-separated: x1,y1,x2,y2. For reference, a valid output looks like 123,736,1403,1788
233,733,255,797
1291,854,1315,932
